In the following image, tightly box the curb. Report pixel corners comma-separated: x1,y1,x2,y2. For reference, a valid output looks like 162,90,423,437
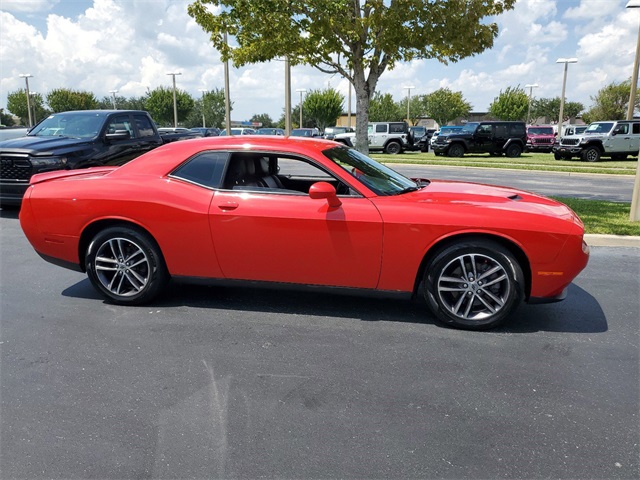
584,234,640,248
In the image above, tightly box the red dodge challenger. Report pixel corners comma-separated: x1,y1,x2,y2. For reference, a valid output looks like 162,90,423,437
19,136,589,330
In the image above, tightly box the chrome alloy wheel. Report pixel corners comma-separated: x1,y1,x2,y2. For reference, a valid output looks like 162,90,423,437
436,253,511,321
94,237,150,297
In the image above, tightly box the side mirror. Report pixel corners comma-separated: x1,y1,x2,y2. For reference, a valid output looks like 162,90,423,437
309,181,342,208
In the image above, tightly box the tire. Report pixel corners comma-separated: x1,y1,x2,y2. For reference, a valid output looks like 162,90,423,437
505,144,522,158
85,226,169,305
385,141,402,155
581,146,601,162
423,239,524,330
447,143,465,157
554,152,563,160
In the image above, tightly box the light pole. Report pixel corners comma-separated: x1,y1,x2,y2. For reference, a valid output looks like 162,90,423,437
199,89,207,128
166,72,182,128
403,85,415,125
627,0,640,221
295,88,306,128
556,58,577,137
524,83,539,124
19,74,33,127
224,32,231,134
109,89,118,109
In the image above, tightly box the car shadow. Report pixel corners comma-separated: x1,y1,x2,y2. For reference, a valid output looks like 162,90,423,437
62,279,607,334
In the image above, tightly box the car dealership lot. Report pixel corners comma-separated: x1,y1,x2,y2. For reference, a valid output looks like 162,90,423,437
0,209,638,479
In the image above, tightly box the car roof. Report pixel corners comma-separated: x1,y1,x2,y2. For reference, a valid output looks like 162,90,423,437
113,135,341,177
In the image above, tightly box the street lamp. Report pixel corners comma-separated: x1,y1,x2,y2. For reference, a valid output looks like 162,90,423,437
109,89,118,109
19,74,33,127
166,72,182,128
627,0,640,221
199,88,207,128
403,85,415,125
524,83,539,124
556,58,577,137
295,88,306,128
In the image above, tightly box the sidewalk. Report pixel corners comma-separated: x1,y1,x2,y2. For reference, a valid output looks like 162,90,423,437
585,234,640,247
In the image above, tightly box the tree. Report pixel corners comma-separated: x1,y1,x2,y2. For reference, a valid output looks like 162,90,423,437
1,108,15,127
46,88,99,112
406,95,426,126
582,80,639,124
422,88,471,127
251,113,274,128
488,86,529,121
530,97,584,123
184,88,228,128
188,0,516,153
368,92,404,122
303,88,344,131
7,89,50,125
145,86,195,126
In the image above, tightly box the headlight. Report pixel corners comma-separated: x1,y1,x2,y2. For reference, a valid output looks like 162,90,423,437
30,156,68,167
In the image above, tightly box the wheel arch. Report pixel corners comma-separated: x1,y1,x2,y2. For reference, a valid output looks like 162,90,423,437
582,140,604,153
78,219,166,273
413,232,532,300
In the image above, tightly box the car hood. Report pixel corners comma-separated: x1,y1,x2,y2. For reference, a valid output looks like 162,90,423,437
0,135,91,152
375,179,583,234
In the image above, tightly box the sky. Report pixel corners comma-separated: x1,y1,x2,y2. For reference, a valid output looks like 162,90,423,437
0,0,638,123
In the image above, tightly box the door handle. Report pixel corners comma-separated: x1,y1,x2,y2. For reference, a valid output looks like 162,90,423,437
217,201,239,211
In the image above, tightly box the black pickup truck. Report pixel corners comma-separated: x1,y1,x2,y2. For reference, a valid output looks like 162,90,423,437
0,110,173,205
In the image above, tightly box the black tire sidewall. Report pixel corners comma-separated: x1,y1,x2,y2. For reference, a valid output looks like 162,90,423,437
385,141,401,154
424,240,524,330
85,226,168,305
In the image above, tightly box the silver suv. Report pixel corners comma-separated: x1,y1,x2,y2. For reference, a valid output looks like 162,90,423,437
333,121,411,154
554,120,640,161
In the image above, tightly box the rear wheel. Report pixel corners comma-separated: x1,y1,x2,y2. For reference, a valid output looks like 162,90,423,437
85,226,168,305
385,141,402,154
423,239,524,330
506,144,522,158
448,143,465,157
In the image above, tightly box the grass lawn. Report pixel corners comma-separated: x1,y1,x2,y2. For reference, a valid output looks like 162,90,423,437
371,150,638,176
369,150,640,236
550,197,640,236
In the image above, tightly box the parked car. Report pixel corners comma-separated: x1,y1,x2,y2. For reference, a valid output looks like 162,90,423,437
323,126,354,140
158,127,203,142
525,125,556,153
20,136,589,330
432,121,527,157
219,128,256,136
190,127,220,137
562,125,587,137
430,126,464,149
256,128,285,135
0,110,164,205
291,128,321,137
333,122,412,154
553,120,640,161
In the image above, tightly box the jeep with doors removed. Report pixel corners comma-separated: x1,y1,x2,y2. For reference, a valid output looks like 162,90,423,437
432,121,527,157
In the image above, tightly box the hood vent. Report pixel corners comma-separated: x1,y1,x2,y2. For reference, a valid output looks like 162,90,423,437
508,194,522,201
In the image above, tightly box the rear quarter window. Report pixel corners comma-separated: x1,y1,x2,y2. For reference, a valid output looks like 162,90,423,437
170,151,228,188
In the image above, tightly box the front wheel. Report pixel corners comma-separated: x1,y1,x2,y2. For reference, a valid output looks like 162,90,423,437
85,226,169,305
423,239,524,330
581,146,601,162
448,143,465,157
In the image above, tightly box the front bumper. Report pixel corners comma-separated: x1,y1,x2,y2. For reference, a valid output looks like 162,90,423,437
0,181,29,205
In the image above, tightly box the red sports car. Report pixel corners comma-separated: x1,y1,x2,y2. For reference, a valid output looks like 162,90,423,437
19,136,589,330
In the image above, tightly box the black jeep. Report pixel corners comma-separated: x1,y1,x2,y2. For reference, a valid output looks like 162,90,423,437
432,121,527,157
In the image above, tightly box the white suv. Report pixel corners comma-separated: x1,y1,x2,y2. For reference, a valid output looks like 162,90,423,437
333,122,411,154
554,120,640,161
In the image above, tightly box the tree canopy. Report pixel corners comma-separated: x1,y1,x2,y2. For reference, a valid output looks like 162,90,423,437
145,86,195,126
369,92,404,122
422,88,471,127
303,88,344,130
489,86,528,121
188,0,516,153
47,88,98,113
582,80,639,123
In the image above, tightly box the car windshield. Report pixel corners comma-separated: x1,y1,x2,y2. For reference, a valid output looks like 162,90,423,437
585,122,614,134
323,146,420,196
29,113,103,138
460,123,479,134
528,127,554,135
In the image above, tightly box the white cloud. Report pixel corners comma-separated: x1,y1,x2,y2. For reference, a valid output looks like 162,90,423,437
0,0,57,13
